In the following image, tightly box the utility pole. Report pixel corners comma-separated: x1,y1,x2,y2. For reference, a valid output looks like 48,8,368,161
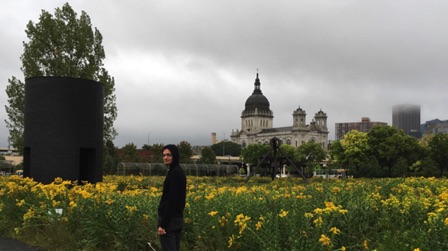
222,132,226,156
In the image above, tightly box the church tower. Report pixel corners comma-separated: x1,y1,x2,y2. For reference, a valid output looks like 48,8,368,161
314,109,328,132
241,73,273,134
292,106,307,129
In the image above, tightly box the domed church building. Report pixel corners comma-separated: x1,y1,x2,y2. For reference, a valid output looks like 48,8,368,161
230,73,329,150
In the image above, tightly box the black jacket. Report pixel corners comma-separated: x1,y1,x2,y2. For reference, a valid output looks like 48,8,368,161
158,144,187,229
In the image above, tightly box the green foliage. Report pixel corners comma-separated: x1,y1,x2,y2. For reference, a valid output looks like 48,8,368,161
178,141,193,164
428,133,448,176
341,130,369,166
4,77,25,154
297,141,327,177
279,144,300,163
119,143,141,163
211,141,242,156
5,3,117,152
240,143,270,166
367,125,400,170
332,130,370,176
198,146,217,164
368,126,424,177
149,143,164,163
330,125,437,178
103,140,119,175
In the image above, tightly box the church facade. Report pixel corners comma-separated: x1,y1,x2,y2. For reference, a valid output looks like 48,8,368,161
230,73,329,150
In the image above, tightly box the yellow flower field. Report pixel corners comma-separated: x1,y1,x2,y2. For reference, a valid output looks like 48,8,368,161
1,175,448,250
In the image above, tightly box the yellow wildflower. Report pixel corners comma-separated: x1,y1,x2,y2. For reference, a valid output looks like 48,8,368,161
205,193,215,200
304,212,314,219
228,234,235,248
16,199,25,207
23,208,35,222
319,234,331,246
54,177,63,184
332,186,341,193
234,213,251,235
125,205,137,213
219,216,228,227
69,201,77,209
329,227,341,235
313,216,323,228
278,209,288,218
208,211,218,217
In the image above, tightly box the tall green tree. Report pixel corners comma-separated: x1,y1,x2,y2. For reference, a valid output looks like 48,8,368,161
328,140,345,169
296,141,326,177
339,130,369,176
103,140,118,174
367,125,424,177
5,3,117,153
119,143,141,163
178,141,193,164
240,143,270,167
150,143,164,163
428,133,448,176
198,146,217,164
279,144,300,163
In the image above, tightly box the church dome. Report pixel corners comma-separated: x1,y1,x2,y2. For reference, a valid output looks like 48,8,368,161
244,73,271,112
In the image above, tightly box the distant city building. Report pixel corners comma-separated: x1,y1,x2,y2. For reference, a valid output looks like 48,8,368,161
392,104,421,138
230,73,329,150
421,119,448,135
335,117,387,140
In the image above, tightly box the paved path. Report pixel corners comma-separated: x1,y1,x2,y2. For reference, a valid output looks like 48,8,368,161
0,237,43,251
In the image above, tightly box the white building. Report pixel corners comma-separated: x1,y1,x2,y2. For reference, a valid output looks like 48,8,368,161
231,73,329,150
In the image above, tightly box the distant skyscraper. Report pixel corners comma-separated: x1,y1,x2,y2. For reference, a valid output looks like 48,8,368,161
392,104,421,138
335,117,387,140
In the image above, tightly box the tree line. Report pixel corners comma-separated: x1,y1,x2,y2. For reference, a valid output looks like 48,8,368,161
328,125,448,178
103,140,244,174
106,124,448,178
237,125,448,178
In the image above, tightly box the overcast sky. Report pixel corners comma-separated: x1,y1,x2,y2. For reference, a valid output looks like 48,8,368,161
1,1,448,148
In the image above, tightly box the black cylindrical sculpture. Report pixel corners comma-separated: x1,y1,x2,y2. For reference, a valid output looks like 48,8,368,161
23,77,104,184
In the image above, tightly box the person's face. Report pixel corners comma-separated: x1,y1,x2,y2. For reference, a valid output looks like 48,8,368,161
163,149,173,166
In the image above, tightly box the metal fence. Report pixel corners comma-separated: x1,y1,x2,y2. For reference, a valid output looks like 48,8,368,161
0,160,15,176
117,163,239,176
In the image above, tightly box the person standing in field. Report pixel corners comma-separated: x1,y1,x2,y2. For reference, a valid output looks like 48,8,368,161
158,144,187,251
